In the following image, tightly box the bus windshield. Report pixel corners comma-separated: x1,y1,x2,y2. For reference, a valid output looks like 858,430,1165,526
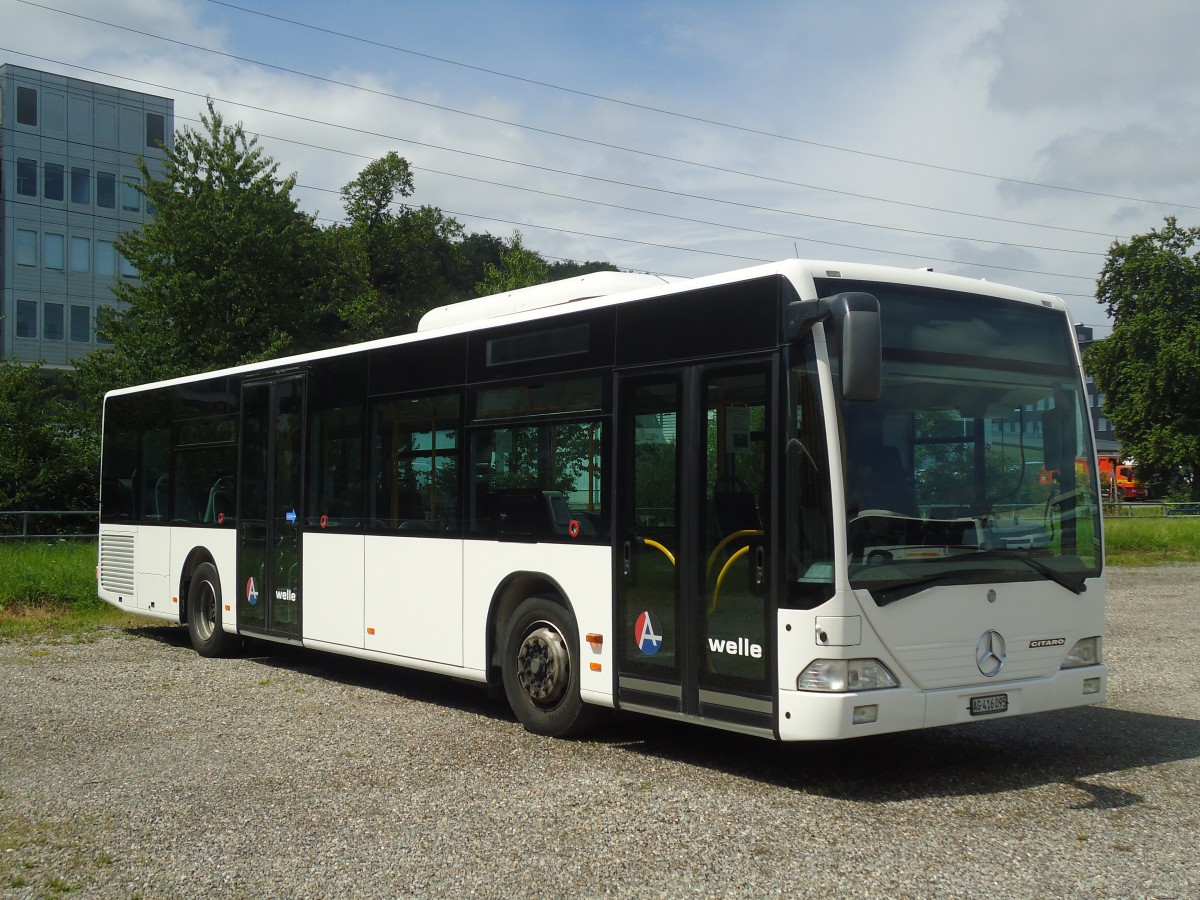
821,280,1102,604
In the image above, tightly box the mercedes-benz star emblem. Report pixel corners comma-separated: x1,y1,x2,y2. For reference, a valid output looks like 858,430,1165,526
976,630,1006,678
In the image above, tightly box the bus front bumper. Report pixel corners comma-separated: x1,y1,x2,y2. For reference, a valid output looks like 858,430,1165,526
776,664,1107,741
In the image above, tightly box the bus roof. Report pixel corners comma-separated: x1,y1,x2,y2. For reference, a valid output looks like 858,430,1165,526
418,271,680,331
103,259,1067,399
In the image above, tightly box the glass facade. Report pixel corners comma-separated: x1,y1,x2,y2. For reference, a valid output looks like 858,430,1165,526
1,64,172,365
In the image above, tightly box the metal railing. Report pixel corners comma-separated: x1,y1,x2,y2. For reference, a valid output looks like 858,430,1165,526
0,510,98,541
1103,502,1200,518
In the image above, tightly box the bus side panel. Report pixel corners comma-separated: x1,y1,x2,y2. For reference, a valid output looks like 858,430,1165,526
303,532,365,650
169,526,237,632
461,542,613,703
364,536,464,665
135,525,171,615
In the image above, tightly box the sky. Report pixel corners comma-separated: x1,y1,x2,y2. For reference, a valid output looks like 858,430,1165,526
4,0,1200,332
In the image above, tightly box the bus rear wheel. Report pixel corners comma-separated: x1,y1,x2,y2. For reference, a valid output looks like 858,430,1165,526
186,561,238,658
501,596,596,737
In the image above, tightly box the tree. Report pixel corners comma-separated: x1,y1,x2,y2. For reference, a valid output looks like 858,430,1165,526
0,363,97,517
474,231,550,296
547,259,618,280
93,99,322,386
327,151,465,340
1084,217,1200,499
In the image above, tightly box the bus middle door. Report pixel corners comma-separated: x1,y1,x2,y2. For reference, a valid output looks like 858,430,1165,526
237,374,305,641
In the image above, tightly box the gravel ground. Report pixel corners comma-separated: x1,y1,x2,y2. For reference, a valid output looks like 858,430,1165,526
2,566,1199,899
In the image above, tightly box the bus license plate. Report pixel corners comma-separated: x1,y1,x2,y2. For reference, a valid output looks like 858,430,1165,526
970,693,1008,716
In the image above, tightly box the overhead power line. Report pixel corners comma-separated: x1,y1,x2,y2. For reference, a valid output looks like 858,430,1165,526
5,4,1139,239
0,45,1104,286
200,0,1198,213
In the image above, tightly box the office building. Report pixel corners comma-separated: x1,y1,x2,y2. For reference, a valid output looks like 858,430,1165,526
1,63,172,367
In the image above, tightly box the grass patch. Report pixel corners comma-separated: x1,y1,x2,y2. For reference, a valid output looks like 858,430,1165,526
0,541,98,606
0,541,141,639
1103,517,1200,566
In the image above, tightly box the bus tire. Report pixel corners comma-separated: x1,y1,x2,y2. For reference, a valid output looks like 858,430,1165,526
501,596,597,737
186,561,238,658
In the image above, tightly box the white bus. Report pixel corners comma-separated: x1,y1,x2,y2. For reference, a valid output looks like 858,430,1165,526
97,259,1106,740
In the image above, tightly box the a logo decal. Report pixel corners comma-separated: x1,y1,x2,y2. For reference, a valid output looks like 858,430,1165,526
976,629,1006,678
246,577,259,606
1029,637,1066,648
707,636,763,659
634,610,664,655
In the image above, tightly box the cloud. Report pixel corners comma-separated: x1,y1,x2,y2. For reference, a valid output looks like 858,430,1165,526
1031,123,1200,199
981,0,1200,113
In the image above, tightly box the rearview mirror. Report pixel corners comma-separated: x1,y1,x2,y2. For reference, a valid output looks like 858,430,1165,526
786,292,881,402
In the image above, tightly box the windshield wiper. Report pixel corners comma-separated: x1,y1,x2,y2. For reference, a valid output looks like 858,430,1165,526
965,549,1087,595
872,569,993,607
867,551,1087,607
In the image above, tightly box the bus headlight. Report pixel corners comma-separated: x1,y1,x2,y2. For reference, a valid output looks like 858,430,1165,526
1061,637,1102,668
798,658,899,692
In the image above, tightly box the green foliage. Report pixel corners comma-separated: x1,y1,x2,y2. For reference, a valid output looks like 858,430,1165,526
1085,217,1200,499
474,230,551,295
547,259,619,280
95,99,323,385
0,541,142,640
326,151,466,340
0,364,98,514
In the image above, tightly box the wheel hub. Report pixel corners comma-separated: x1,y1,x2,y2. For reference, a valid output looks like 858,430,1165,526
516,623,569,706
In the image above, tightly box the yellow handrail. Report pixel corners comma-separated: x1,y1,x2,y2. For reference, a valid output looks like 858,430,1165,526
709,545,750,614
704,529,762,583
640,538,676,566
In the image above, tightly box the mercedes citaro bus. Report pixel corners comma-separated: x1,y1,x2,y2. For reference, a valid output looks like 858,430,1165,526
98,259,1105,740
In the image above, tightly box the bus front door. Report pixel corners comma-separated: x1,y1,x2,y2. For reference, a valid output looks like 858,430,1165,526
615,362,775,737
237,374,305,640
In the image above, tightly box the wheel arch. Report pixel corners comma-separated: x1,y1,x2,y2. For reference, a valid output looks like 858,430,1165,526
177,546,218,626
485,570,576,687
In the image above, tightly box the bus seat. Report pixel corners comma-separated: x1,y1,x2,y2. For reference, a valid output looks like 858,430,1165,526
204,476,234,523
714,490,760,534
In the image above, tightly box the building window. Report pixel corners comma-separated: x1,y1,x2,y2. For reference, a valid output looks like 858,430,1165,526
16,300,38,339
16,229,37,267
97,171,116,208
43,93,66,133
119,252,139,280
70,305,91,343
70,236,91,273
43,233,65,270
17,86,37,126
43,303,65,341
146,112,165,147
71,167,91,205
121,177,140,212
17,158,37,196
44,162,64,201
96,240,116,276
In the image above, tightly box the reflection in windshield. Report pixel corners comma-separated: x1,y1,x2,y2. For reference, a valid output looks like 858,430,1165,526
823,281,1101,600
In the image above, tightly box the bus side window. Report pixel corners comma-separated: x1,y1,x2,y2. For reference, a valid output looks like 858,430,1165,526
469,422,605,541
370,392,461,533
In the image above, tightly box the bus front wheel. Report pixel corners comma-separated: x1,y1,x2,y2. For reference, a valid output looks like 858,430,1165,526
501,596,596,737
186,561,238,658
